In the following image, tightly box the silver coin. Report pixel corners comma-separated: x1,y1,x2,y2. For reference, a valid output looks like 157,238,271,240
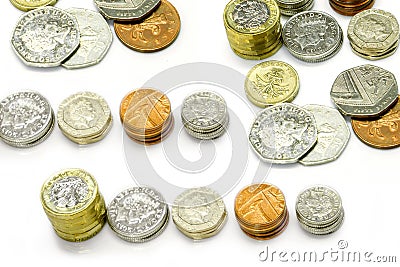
298,210,344,235
299,105,350,166
11,7,80,68
183,117,229,140
277,0,314,17
249,103,318,164
62,8,112,69
330,64,398,118
0,91,54,147
107,187,168,242
282,11,343,62
94,0,161,21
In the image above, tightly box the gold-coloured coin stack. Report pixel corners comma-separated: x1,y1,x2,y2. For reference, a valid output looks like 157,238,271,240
40,169,106,242
120,88,174,145
223,0,282,60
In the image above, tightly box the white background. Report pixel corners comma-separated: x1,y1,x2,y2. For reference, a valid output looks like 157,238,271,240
1,0,399,266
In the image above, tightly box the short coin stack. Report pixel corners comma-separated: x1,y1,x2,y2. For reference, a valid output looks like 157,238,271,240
57,92,113,145
329,0,375,16
296,185,344,235
223,0,282,60
0,91,55,148
181,91,229,140
276,0,314,17
120,88,174,145
234,183,289,240
107,187,169,243
40,169,106,242
347,9,399,60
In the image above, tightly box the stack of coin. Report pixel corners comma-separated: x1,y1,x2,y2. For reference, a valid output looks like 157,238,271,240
296,185,344,235
40,169,106,242
10,0,57,11
172,187,227,240
223,0,283,60
276,0,314,17
181,91,229,140
283,11,343,62
107,187,169,243
0,91,55,148
120,88,174,145
234,183,289,240
329,0,375,16
347,9,399,60
57,92,113,145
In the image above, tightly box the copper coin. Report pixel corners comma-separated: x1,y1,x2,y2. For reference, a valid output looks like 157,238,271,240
114,0,180,52
351,96,400,149
329,0,375,16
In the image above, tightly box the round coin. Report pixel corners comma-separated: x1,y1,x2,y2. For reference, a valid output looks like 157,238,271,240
9,0,57,11
94,0,161,21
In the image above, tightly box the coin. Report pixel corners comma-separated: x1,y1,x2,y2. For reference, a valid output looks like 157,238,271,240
94,0,161,21
330,64,398,118
0,91,54,148
299,105,350,166
9,0,57,12
330,0,375,16
276,0,314,17
114,0,180,53
61,8,113,69
11,7,80,68
351,95,400,149
249,103,318,164
282,11,343,63
107,187,169,243
57,92,113,145
245,60,299,107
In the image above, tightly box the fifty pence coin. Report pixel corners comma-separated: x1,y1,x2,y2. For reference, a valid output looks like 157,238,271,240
10,0,57,11
330,64,398,118
249,103,318,164
62,8,113,69
94,0,161,21
11,7,80,68
299,105,350,166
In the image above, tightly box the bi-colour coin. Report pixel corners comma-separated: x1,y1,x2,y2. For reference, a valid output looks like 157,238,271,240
11,7,80,68
245,60,299,107
94,0,161,21
330,64,398,118
10,0,57,11
249,103,318,164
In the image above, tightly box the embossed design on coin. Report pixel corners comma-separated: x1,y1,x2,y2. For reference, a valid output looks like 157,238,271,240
49,177,89,208
249,103,318,164
10,0,57,11
232,0,270,30
11,7,80,67
330,64,398,117
94,0,161,21
300,105,350,166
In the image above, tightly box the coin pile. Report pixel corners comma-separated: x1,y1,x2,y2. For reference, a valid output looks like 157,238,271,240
40,169,106,242
0,91,55,148
107,187,169,243
172,187,227,240
223,0,283,60
347,9,399,60
235,184,289,240
329,0,375,16
120,88,174,145
276,0,314,17
181,91,229,140
296,185,344,235
57,92,113,145
283,11,343,62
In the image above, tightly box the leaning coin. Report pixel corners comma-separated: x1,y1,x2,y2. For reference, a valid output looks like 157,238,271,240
94,0,161,21
62,8,112,69
11,7,80,68
10,0,57,11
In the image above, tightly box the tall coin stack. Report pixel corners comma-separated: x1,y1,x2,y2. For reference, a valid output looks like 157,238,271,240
234,184,289,240
276,0,314,17
347,9,399,60
223,0,282,60
120,88,174,145
40,169,106,242
296,186,344,235
329,0,375,16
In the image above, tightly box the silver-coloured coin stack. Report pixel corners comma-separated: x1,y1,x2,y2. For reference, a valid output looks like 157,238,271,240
296,185,344,235
0,91,55,148
276,0,314,16
107,187,169,243
181,91,229,140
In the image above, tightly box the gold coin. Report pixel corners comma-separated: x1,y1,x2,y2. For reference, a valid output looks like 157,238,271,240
9,0,57,11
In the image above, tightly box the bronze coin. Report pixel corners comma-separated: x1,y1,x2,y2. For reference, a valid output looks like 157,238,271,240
114,0,180,52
